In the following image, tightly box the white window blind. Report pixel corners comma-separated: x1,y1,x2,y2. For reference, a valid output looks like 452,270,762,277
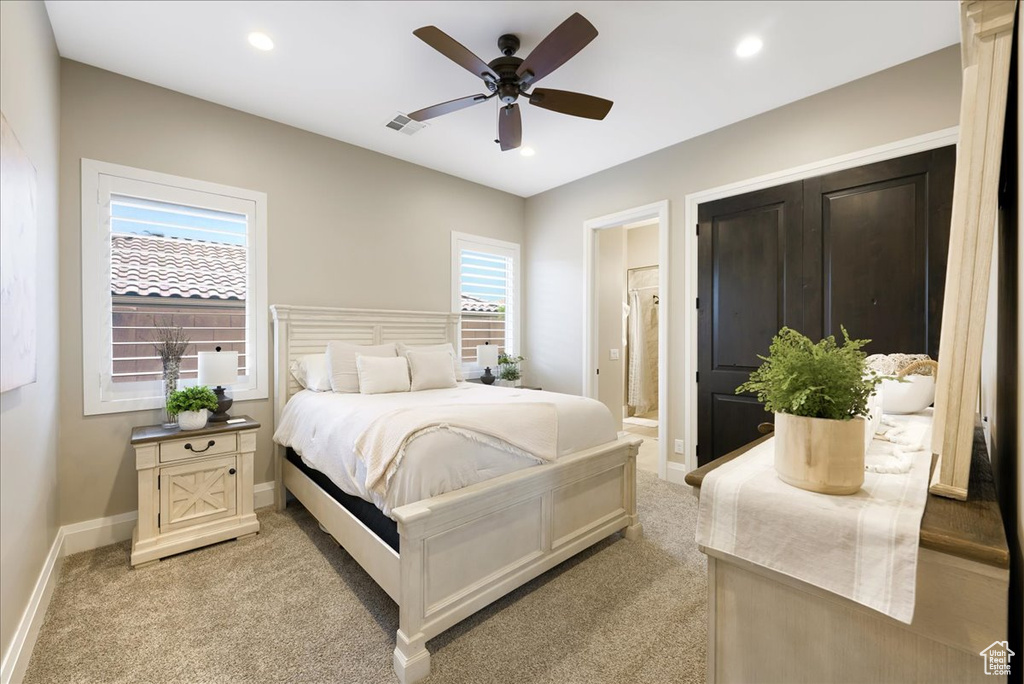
451,233,521,370
81,159,268,415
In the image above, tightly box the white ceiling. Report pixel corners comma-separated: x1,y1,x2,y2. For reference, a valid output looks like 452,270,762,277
44,1,960,197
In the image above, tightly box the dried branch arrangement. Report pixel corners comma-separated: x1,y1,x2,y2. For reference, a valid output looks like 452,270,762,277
152,326,191,365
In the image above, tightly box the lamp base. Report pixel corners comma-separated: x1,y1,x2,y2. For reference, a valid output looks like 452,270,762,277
481,368,496,385
209,386,233,422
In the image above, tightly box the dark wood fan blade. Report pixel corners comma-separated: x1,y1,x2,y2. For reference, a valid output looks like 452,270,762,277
409,94,490,122
528,88,613,120
414,26,498,82
498,104,522,151
516,13,598,85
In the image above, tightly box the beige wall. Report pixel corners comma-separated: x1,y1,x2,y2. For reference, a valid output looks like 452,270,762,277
0,0,61,664
596,227,624,429
58,60,525,525
626,224,659,271
524,45,962,464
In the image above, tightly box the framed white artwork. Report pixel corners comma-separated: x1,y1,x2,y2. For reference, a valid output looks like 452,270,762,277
0,111,38,393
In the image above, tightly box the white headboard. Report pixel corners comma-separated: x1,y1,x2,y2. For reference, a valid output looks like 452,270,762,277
269,305,459,425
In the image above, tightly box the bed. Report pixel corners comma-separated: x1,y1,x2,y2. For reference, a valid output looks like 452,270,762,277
270,305,642,683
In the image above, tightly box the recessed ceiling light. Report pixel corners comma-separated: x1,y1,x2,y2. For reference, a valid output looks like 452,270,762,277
248,32,274,51
735,36,763,58
520,147,536,157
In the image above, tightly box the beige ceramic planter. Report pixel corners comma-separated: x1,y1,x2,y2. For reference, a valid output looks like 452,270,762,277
774,412,866,495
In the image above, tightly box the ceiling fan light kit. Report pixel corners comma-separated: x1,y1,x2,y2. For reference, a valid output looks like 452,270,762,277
407,12,613,151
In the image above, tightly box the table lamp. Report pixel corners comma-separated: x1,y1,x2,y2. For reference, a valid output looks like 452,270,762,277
198,347,239,422
476,343,499,385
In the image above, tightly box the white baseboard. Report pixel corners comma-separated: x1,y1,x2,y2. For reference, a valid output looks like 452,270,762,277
254,481,275,510
666,461,690,486
1,529,63,684
62,510,138,557
1,481,277,684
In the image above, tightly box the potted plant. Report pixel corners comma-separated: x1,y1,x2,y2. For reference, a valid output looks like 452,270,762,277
497,353,525,387
737,327,883,495
166,386,219,431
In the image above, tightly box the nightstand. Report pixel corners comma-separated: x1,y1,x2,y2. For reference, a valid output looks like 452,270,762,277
130,416,261,566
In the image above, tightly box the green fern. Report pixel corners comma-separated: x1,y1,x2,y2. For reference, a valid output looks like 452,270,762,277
736,327,882,421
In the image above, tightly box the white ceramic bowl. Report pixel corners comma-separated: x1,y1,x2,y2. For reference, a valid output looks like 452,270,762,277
880,375,936,415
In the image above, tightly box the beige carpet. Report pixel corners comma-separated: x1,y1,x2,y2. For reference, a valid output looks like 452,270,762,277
24,471,706,684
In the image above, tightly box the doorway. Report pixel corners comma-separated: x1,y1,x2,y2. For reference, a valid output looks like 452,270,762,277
584,201,669,479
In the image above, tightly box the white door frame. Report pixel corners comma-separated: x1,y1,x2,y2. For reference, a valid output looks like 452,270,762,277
584,200,670,479
682,127,959,471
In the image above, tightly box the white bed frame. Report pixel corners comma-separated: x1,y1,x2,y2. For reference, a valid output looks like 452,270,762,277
271,305,642,683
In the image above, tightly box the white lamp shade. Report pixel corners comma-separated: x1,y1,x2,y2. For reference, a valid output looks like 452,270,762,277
198,350,239,387
476,344,499,368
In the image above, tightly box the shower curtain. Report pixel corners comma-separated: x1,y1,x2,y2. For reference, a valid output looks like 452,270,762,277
626,267,659,415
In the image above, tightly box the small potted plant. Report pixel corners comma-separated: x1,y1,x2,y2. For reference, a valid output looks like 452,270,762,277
166,386,219,431
497,353,525,387
737,326,883,495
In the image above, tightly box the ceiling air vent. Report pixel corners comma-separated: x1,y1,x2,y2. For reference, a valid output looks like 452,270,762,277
385,113,426,136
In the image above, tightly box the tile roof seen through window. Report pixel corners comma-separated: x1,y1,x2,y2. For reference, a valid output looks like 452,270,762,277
460,295,502,313
110,234,246,300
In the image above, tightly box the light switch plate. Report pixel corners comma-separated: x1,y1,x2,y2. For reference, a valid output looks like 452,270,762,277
674,439,685,454
610,349,620,360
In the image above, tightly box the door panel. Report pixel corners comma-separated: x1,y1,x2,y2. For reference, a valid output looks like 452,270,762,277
825,178,924,353
804,147,955,358
160,455,237,532
698,181,803,465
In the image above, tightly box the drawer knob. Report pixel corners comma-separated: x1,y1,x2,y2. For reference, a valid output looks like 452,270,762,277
229,468,237,475
185,440,216,453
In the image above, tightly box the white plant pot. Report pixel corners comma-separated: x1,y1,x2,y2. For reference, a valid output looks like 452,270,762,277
177,410,208,431
880,375,936,415
774,412,865,495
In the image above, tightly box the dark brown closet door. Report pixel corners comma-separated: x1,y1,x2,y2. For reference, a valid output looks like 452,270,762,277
696,182,804,465
695,146,955,464
803,147,955,358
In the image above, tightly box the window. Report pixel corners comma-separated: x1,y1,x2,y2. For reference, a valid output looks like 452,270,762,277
81,160,268,415
451,232,521,374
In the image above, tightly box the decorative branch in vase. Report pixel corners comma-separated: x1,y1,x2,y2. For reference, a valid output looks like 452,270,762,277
152,325,191,427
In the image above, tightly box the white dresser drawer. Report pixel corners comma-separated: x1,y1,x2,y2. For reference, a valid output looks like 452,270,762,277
160,433,238,463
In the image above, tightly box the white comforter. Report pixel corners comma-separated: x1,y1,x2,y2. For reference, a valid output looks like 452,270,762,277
273,383,616,518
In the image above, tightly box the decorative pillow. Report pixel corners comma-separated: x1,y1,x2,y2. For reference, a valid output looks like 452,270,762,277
396,342,464,381
407,350,458,391
356,355,410,394
288,353,332,392
326,341,397,393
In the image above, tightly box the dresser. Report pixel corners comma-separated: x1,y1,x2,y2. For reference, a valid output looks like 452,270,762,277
130,416,261,566
686,426,1010,683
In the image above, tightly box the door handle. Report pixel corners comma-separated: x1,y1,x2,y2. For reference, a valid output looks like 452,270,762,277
185,440,215,453
228,468,237,475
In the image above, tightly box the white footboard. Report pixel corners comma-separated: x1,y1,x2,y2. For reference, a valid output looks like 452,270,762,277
390,435,642,683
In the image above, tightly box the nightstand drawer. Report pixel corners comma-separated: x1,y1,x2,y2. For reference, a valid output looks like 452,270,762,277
160,433,238,463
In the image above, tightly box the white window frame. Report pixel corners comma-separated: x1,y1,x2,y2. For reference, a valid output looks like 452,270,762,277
81,159,269,415
450,231,522,378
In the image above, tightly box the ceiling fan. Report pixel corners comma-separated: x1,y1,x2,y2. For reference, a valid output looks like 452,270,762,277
407,12,613,151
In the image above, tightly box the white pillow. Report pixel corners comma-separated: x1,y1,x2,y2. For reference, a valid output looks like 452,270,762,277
356,355,410,394
326,341,397,393
408,350,458,391
397,342,464,381
289,353,332,392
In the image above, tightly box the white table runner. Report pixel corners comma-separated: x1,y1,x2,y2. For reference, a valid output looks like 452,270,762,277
695,413,933,624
